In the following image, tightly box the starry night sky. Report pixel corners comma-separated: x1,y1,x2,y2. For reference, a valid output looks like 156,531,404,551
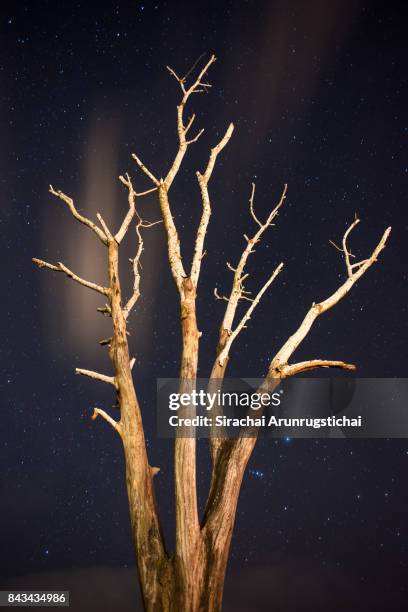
1,1,407,611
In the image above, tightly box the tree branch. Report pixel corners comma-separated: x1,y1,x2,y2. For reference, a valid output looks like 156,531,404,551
202,123,235,183
132,154,160,186
115,173,157,244
131,54,216,191
97,212,113,241
165,54,217,190
116,173,137,244
217,263,284,366
269,222,391,376
214,287,229,301
158,181,187,294
207,185,287,460
116,173,162,315
75,368,117,387
249,183,263,228
277,359,356,377
91,407,122,435
205,220,390,538
97,303,112,317
218,184,287,336
49,185,108,245
190,123,234,286
122,214,162,318
32,258,110,296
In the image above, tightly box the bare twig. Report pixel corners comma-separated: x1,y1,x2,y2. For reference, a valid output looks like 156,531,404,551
330,215,377,279
269,222,391,376
186,128,205,145
191,123,234,286
32,258,110,296
181,52,206,82
123,213,162,318
116,173,136,244
342,215,359,277
249,183,263,228
277,359,356,377
75,368,117,387
49,185,108,245
97,213,113,241
329,240,343,253
165,54,217,190
184,114,196,134
158,181,187,294
214,287,229,301
166,65,185,89
91,407,122,435
219,184,287,336
97,304,112,316
217,263,284,366
132,154,160,186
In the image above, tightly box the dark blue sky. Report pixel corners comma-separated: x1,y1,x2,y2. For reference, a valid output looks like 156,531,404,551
1,1,407,611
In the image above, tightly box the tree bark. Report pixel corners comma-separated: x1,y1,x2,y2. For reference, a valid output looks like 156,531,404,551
174,276,203,610
107,239,173,610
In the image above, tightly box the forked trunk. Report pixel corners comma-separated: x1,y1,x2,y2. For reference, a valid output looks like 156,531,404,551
133,528,233,612
131,275,236,612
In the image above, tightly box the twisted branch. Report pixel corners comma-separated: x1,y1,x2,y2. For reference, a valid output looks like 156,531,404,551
123,213,162,319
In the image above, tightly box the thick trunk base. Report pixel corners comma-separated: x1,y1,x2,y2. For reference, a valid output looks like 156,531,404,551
139,549,229,612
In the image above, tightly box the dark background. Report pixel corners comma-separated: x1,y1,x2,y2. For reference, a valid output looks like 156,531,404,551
1,1,407,610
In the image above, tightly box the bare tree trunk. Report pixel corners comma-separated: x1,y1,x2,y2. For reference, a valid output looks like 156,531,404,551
107,239,173,610
174,277,204,610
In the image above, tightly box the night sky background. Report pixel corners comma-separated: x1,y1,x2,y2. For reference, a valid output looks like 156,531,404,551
1,1,407,610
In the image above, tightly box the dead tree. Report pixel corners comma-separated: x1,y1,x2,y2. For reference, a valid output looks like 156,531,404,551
33,56,391,612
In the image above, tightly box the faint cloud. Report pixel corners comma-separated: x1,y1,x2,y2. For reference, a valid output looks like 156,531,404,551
40,110,161,364
233,0,359,154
